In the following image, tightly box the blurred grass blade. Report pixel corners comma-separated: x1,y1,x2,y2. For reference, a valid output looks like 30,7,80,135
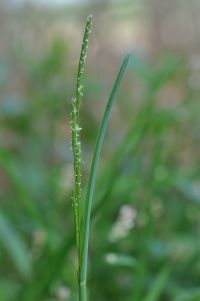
0,211,32,278
0,279,20,301
79,54,130,298
173,289,200,301
105,253,137,268
144,267,170,301
21,235,73,301
175,178,200,206
0,148,44,226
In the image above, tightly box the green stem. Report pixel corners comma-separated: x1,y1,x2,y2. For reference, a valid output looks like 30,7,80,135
79,280,87,301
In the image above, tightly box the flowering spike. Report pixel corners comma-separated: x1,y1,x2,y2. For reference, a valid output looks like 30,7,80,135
70,15,92,265
76,15,92,110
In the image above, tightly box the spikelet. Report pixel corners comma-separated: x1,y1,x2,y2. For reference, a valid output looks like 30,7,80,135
76,15,92,110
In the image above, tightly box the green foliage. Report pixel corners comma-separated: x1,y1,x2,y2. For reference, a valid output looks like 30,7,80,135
0,11,200,301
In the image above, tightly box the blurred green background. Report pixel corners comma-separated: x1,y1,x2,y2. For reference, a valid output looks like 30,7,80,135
0,0,200,300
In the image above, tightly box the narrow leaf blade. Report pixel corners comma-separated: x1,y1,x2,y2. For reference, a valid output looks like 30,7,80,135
80,54,130,282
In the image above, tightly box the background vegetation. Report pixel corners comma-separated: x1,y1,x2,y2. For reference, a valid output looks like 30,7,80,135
0,0,200,300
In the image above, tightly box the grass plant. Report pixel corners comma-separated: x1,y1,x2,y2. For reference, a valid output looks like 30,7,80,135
1,8,200,301
70,15,129,301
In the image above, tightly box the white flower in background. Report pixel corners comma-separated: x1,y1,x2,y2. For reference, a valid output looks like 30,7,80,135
56,286,71,300
109,205,137,242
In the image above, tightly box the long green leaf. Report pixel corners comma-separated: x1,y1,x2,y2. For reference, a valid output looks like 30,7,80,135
79,54,130,299
173,289,200,301
0,211,32,278
0,148,44,226
144,267,170,301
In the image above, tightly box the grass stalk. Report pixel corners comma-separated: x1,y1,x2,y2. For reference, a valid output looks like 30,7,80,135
70,15,129,301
